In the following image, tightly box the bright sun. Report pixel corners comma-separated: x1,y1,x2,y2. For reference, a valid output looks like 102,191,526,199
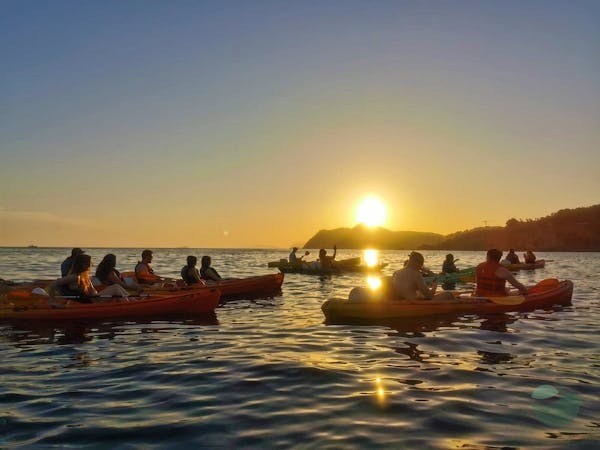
356,196,387,227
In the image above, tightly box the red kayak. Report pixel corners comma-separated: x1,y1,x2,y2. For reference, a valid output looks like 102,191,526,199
322,279,573,322
204,273,284,300
0,287,220,321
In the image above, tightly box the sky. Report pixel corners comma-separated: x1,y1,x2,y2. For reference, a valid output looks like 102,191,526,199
1,0,599,248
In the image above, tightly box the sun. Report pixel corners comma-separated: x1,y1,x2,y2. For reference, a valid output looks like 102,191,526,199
355,196,387,227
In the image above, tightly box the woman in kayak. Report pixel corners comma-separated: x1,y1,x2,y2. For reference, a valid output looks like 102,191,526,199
49,254,129,303
523,250,537,264
200,256,222,282
96,253,141,293
181,256,206,285
442,253,459,274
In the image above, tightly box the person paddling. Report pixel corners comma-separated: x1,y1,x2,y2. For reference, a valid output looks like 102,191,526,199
134,249,163,285
523,250,537,264
392,251,453,300
476,249,528,296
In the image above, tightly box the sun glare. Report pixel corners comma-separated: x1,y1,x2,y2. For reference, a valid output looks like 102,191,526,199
356,196,387,227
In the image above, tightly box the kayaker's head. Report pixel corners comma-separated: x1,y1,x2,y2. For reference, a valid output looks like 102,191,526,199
101,253,116,268
486,248,502,263
187,255,197,267
407,251,425,269
292,247,298,252
71,253,92,275
201,255,211,268
508,248,515,254
71,247,85,258
141,249,153,263
319,249,326,258
445,253,454,261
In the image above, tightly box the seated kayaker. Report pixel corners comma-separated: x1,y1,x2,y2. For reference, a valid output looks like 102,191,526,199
523,250,537,264
96,253,142,293
442,253,459,274
505,249,520,264
135,249,163,285
200,255,222,282
289,247,309,265
60,247,85,277
476,249,528,296
318,245,337,269
49,254,128,304
392,252,453,301
181,256,206,285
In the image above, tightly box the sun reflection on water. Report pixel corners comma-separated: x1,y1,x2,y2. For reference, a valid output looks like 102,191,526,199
363,249,379,267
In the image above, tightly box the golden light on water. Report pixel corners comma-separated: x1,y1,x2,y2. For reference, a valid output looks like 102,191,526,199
363,249,379,267
375,377,386,403
355,196,387,227
366,276,382,290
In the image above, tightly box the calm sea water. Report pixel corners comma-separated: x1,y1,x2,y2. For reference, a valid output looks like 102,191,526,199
0,248,598,449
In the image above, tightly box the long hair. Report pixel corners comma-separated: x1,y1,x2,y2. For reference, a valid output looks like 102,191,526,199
71,254,92,275
201,256,211,268
96,254,116,281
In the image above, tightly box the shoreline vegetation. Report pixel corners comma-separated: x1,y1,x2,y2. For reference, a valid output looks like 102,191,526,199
304,204,600,251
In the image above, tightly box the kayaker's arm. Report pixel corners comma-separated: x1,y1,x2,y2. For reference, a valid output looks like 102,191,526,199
416,275,436,300
497,267,528,295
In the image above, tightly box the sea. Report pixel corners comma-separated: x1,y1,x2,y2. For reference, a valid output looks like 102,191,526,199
0,248,598,449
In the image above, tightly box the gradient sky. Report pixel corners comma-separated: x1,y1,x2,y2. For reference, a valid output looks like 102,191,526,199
2,0,599,248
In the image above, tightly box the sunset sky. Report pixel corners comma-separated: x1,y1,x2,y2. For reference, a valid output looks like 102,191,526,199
2,0,599,248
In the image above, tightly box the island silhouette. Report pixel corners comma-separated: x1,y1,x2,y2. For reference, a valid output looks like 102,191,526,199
303,204,600,251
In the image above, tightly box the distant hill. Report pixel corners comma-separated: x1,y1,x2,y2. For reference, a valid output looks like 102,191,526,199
303,204,600,251
303,224,445,250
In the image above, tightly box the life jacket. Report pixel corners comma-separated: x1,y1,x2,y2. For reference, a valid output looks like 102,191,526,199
135,261,160,284
476,261,506,296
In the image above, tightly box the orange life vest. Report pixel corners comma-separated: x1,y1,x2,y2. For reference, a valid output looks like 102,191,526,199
476,261,506,296
135,262,161,284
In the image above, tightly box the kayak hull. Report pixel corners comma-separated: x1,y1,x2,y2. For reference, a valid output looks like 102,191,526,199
0,288,220,321
204,273,284,300
322,280,573,322
505,260,546,271
279,263,387,275
423,267,476,284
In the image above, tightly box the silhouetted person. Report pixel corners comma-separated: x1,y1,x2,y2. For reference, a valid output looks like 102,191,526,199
135,249,163,284
61,248,85,277
181,255,205,285
476,249,528,296
200,256,222,282
505,249,520,264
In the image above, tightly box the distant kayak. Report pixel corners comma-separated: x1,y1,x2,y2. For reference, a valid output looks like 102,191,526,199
267,256,361,268
0,287,220,321
504,260,546,271
277,262,387,275
321,279,573,322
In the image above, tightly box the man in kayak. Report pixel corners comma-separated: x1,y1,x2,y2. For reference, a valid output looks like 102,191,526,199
505,249,521,264
476,249,528,296
392,251,452,300
135,249,163,284
317,245,337,269
60,247,85,276
289,247,309,265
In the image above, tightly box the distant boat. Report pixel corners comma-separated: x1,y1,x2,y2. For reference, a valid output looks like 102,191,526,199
26,245,38,248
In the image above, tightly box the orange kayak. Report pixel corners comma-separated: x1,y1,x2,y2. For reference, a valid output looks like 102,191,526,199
205,273,284,300
322,279,573,322
0,287,220,321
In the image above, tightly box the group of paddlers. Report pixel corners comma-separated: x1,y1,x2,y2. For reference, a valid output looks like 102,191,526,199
48,248,223,303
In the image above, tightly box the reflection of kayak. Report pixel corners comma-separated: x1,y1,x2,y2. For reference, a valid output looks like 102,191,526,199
267,257,361,269
423,267,476,284
505,260,546,271
321,279,573,322
278,263,387,275
0,288,220,321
